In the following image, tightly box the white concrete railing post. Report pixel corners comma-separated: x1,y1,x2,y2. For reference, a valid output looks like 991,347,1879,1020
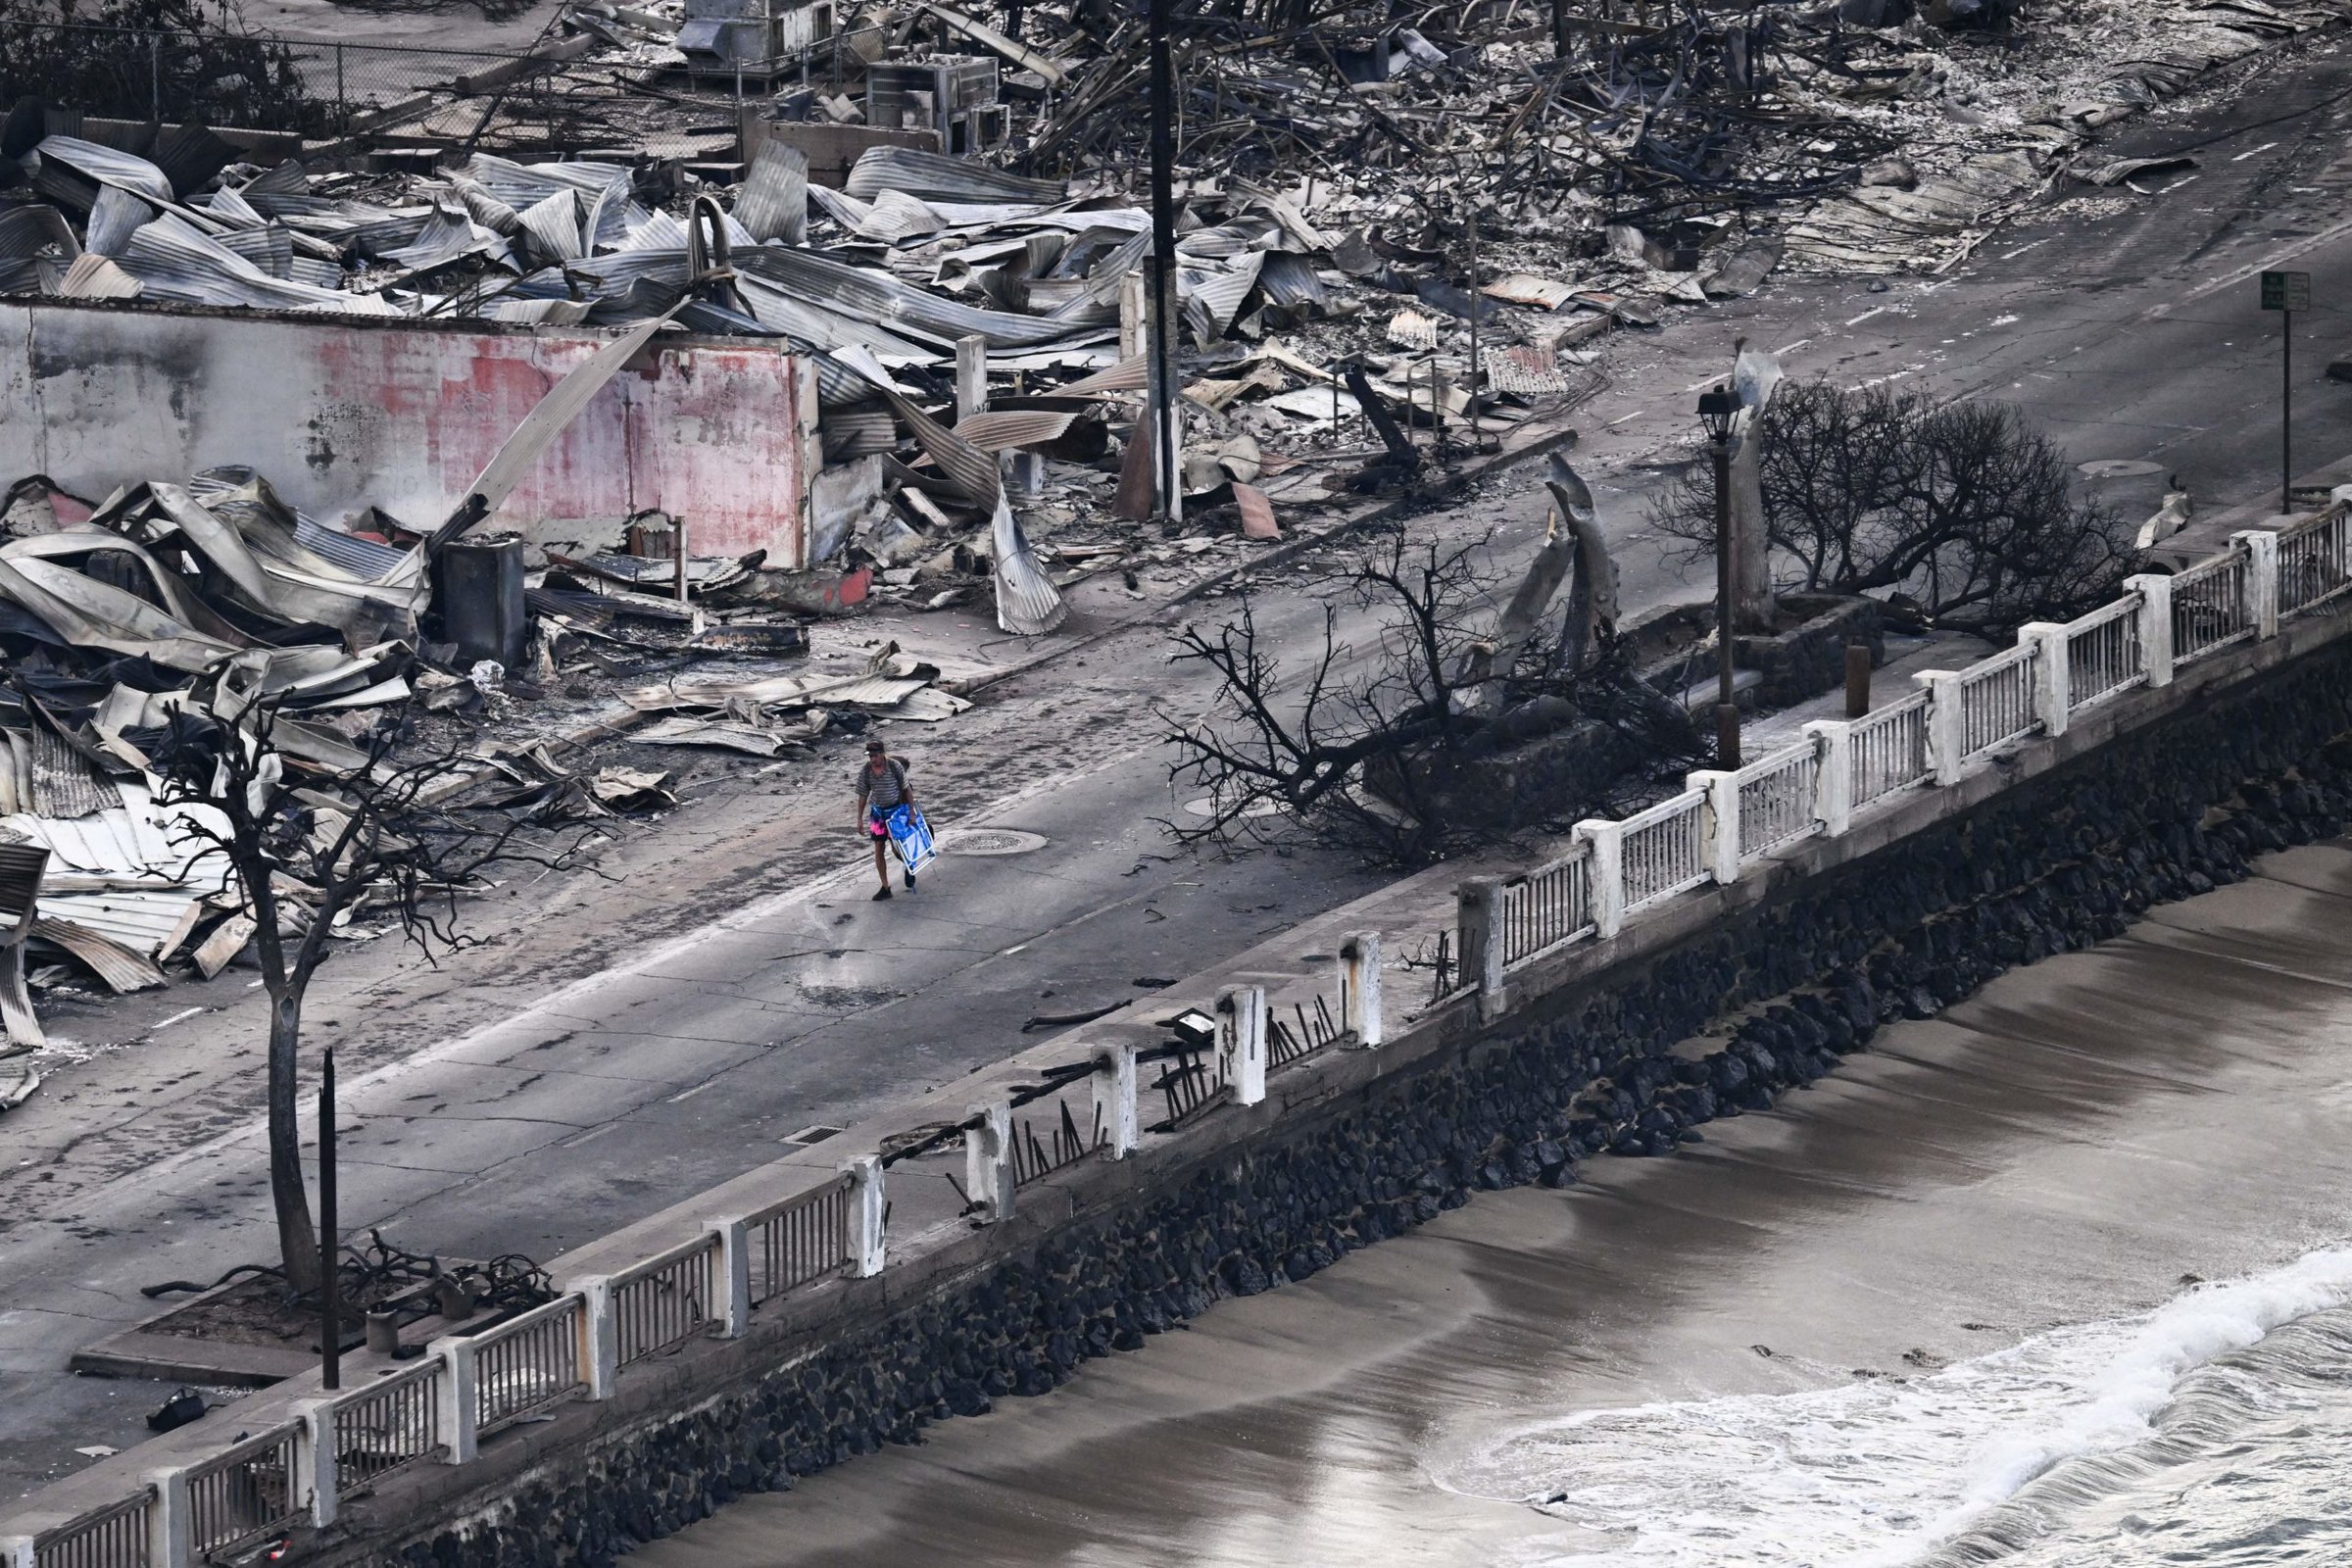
148,1466,191,1568
2127,573,2176,688
1217,986,1269,1106
294,1399,338,1528
964,1102,1013,1223
1453,879,1507,1018
1575,819,1627,939
1688,769,1740,884
1804,719,1852,837
1917,670,1967,786
576,1279,619,1398
2,1533,33,1568
843,1154,886,1277
2020,622,2071,737
429,1335,479,1464
2234,529,2280,639
1092,1043,1138,1157
1339,931,1384,1047
703,1219,753,1338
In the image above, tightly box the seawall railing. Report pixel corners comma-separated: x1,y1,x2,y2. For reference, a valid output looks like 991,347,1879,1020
3,501,2346,1567
1444,508,2348,1003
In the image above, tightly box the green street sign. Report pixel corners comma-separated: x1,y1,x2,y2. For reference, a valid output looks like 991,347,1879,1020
2261,270,2311,313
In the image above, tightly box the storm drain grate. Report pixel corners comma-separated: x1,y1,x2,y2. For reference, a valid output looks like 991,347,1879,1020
943,829,1048,856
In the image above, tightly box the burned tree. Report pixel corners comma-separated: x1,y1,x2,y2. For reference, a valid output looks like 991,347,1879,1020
1653,378,2139,637
145,684,582,1294
1166,464,1696,866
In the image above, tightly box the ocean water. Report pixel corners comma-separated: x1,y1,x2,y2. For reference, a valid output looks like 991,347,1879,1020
1452,1247,2352,1568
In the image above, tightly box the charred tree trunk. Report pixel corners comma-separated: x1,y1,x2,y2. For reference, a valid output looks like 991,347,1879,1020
267,985,320,1295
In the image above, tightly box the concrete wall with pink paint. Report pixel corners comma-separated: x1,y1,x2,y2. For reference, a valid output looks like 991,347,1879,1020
1,299,816,566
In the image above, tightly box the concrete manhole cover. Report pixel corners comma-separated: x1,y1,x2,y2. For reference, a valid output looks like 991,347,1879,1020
2078,459,2164,479
944,828,1049,857
1183,796,1284,818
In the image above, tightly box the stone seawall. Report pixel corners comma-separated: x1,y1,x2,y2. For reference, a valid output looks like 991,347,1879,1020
369,634,2352,1568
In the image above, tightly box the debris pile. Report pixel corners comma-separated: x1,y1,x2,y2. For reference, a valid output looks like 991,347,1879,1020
0,456,968,1047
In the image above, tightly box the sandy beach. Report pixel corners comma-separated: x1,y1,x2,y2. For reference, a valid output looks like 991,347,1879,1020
636,841,2352,1568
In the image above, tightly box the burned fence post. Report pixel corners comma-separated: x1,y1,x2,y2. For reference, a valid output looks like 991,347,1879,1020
1575,820,1628,940
2128,573,2177,687
1689,769,1740,886
1918,670,1968,787
1215,987,1268,1106
1092,1044,1139,1157
1144,0,1183,525
2020,622,2071,738
844,1154,887,1276
2233,529,2281,640
1804,720,1853,838
1339,932,1384,1048
964,1102,1014,1222
1844,642,1874,717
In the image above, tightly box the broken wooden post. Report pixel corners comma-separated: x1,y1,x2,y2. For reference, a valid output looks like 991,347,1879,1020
674,513,691,608
1844,642,1873,717
956,333,988,420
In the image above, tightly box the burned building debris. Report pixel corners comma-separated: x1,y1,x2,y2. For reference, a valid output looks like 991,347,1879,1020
0,0,2339,1048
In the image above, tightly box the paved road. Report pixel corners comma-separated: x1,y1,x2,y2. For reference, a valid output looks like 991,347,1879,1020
9,26,2352,1498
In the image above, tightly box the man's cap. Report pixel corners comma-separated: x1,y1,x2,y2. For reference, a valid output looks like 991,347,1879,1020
865,739,886,752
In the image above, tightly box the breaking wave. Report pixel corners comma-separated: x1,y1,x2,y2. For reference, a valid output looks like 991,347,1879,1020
1450,1246,2352,1568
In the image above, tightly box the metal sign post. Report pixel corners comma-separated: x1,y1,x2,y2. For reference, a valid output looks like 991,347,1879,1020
2261,270,2310,513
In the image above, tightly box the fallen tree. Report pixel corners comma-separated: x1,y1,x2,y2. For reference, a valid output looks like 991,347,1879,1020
1166,461,1699,866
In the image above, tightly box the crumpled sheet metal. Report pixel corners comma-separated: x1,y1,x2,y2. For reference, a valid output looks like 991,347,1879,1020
844,146,1070,207
989,492,1067,638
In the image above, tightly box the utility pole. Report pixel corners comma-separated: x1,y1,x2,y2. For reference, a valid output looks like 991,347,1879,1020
318,1048,339,1391
1145,0,1183,525
2261,270,2309,513
1699,387,1740,768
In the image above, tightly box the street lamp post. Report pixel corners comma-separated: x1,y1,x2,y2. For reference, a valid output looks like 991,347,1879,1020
1697,387,1740,769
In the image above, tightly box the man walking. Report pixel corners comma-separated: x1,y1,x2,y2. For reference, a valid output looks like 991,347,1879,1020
856,737,917,900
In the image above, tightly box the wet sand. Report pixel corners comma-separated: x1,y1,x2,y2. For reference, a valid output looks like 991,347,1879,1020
636,843,2352,1568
